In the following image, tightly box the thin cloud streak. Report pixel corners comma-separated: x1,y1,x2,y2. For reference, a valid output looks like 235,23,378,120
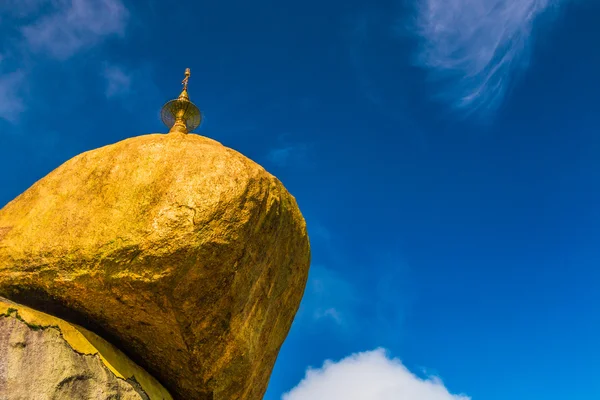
410,0,564,115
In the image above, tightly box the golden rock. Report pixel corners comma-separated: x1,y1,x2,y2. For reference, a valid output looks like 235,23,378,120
0,132,311,399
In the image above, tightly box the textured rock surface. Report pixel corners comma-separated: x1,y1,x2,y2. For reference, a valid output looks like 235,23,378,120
0,133,311,400
0,297,171,400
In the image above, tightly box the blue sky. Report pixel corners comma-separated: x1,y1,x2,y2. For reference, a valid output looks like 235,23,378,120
2,0,600,399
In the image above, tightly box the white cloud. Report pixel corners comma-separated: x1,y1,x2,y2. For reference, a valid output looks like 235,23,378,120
0,71,26,123
22,0,129,59
411,0,564,115
283,349,469,400
103,64,132,98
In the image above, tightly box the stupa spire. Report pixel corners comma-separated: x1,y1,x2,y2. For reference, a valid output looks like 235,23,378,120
161,68,202,134
182,68,190,92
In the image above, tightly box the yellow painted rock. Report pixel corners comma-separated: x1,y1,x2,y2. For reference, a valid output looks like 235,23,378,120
0,132,311,400
0,296,172,400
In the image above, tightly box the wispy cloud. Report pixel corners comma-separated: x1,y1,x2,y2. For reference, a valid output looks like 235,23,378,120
0,71,26,123
283,348,469,400
22,0,128,59
268,144,309,167
292,218,414,340
410,0,564,115
313,308,343,325
267,134,312,168
296,262,412,343
302,266,358,328
103,64,132,98
0,0,47,17
0,0,130,123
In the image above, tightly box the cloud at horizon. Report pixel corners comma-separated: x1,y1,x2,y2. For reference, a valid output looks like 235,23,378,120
282,349,469,400
410,0,565,115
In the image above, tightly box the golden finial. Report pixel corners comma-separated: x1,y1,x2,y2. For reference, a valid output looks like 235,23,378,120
161,68,202,134
182,68,191,91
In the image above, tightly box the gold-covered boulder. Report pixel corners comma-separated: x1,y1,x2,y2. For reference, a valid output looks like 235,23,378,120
0,132,311,400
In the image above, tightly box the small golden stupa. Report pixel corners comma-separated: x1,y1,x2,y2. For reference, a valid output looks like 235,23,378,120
160,68,202,134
